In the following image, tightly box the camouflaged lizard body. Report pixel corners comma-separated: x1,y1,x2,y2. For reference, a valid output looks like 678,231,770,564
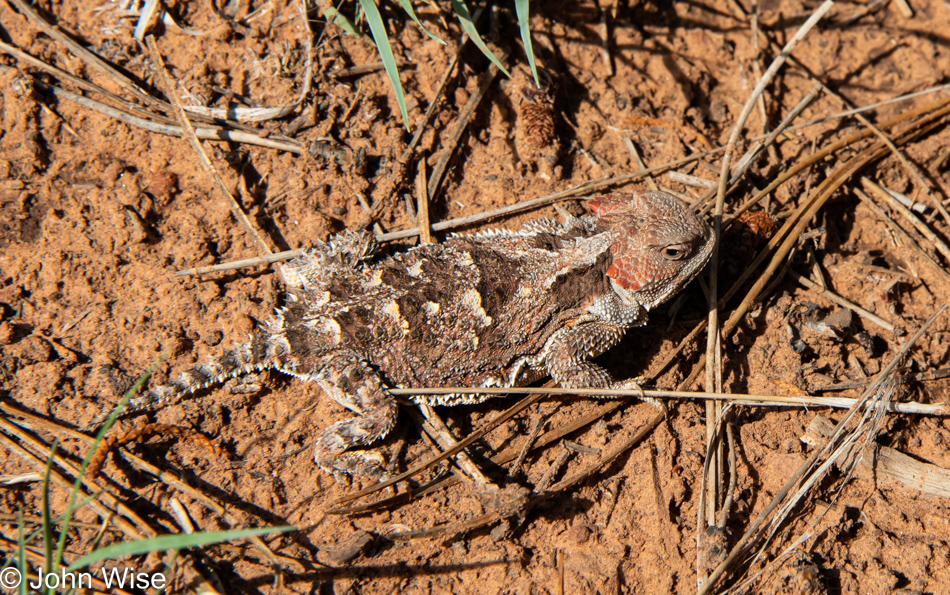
124,191,715,479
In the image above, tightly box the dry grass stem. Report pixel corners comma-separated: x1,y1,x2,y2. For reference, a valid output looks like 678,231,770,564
388,387,947,415
893,0,915,18
717,421,738,528
8,0,162,109
0,10,309,155
850,114,950,229
698,305,946,594
669,171,716,189
386,408,664,542
621,137,659,191
50,84,303,152
0,402,286,569
0,421,146,540
852,188,949,281
329,396,629,515
145,35,273,259
748,0,780,165
183,0,313,123
328,393,547,509
1,419,159,538
747,14,950,231
416,404,495,487
399,7,483,164
0,40,174,124
862,177,950,263
730,92,950,224
0,473,42,485
416,162,433,244
700,2,833,566
132,0,160,39
763,82,950,138
681,97,950,390
534,445,573,494
331,372,945,517
712,83,822,221
512,417,548,474
803,414,950,499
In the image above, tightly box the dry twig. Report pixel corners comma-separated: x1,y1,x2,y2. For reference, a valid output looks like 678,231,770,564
701,4,833,573
145,35,273,259
699,305,947,594
0,402,289,569
428,48,509,202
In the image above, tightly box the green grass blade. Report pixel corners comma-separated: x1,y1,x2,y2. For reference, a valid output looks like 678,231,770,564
66,525,295,572
396,0,445,44
325,5,359,36
41,441,57,585
358,0,411,132
514,0,539,86
52,366,156,581
18,511,27,595
450,0,510,77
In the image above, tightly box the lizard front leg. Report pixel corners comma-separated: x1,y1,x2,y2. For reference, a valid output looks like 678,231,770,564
542,322,655,406
309,353,399,480
542,322,626,389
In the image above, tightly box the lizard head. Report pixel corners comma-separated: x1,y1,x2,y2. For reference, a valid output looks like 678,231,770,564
588,191,715,311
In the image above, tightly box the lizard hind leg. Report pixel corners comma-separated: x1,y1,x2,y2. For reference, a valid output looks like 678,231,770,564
309,355,399,481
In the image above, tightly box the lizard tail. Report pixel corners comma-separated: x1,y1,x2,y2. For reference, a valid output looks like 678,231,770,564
89,335,271,429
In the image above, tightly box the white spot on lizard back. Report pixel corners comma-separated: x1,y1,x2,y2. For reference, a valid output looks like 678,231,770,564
461,288,493,326
364,268,385,288
322,318,342,343
407,261,425,278
312,290,331,308
382,300,410,335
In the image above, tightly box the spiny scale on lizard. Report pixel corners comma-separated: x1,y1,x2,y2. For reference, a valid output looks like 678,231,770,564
103,191,715,480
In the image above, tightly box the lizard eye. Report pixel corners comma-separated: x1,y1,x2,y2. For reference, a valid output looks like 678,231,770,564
662,244,689,260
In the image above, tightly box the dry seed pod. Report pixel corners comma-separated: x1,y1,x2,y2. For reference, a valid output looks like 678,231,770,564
520,69,557,149
514,67,561,177
727,211,776,261
520,102,556,150
722,210,777,278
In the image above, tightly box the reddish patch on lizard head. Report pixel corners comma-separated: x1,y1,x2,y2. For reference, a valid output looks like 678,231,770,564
588,191,715,308
606,263,643,290
587,194,631,216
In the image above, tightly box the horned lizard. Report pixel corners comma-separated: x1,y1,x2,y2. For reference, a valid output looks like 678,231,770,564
118,191,714,480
